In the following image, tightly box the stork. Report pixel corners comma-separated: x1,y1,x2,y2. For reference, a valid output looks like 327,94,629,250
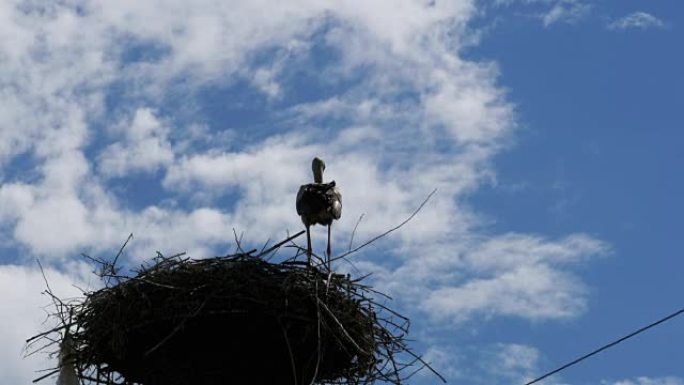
296,157,342,269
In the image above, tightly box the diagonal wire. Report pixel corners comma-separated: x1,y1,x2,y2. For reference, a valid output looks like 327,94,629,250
525,306,684,385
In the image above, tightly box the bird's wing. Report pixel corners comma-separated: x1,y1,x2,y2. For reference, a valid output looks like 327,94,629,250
330,185,342,220
296,185,307,215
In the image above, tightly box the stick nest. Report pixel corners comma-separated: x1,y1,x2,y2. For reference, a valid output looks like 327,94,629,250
28,233,441,385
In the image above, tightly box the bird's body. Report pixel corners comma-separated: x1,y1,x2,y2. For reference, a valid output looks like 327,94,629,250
296,181,342,227
296,158,342,268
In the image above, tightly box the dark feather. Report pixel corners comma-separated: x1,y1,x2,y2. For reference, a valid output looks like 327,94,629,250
296,180,342,226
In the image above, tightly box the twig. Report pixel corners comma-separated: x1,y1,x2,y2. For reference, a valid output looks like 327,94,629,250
403,348,447,383
31,368,60,383
26,323,76,344
278,317,299,385
308,278,322,385
348,213,365,252
233,228,244,253
144,297,208,356
331,189,437,263
259,237,272,255
317,298,369,355
258,230,305,259
110,233,133,275
36,260,54,298
85,233,134,288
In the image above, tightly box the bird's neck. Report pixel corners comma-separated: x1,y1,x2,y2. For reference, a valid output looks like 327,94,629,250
313,169,323,183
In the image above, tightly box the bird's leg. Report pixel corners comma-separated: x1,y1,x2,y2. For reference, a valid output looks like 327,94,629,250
306,224,312,267
327,223,332,271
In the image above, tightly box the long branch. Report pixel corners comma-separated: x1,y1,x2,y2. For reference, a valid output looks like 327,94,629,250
331,188,437,263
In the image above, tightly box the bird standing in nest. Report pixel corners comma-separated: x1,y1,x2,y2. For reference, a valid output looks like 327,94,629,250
296,157,342,268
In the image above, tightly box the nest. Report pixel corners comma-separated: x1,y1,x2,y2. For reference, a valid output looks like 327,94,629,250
27,231,444,385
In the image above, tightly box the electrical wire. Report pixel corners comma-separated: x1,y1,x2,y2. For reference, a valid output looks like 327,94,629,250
524,306,684,385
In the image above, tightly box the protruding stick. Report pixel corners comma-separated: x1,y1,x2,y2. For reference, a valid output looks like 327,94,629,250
306,224,312,266
327,223,332,270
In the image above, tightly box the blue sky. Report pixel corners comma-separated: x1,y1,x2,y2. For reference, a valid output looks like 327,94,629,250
465,1,684,384
0,1,682,385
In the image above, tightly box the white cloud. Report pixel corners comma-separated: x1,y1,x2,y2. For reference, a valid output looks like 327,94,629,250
541,0,592,27
98,108,174,177
606,377,684,385
371,233,608,323
421,346,465,380
421,343,543,385
423,64,513,144
498,343,540,373
0,183,34,222
15,195,94,256
463,233,609,273
608,12,666,31
252,67,282,99
493,0,592,27
423,261,587,321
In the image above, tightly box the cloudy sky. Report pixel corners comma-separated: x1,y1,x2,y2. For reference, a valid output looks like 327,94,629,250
0,0,682,384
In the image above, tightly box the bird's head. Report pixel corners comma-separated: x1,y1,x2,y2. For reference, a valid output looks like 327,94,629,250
312,157,325,183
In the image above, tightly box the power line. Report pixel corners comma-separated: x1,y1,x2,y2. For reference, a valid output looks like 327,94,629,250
524,306,684,385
